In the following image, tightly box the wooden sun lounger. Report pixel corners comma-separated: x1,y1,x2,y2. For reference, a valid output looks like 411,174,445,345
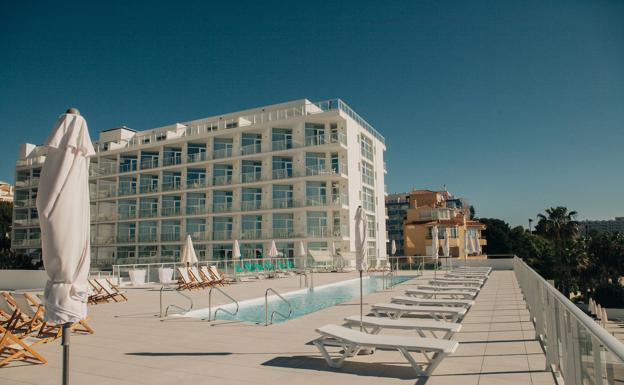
313,324,458,376
0,324,47,366
343,315,461,339
405,289,476,300
22,294,94,336
189,267,212,288
208,265,227,285
391,295,474,309
176,268,200,291
94,279,128,302
371,303,467,322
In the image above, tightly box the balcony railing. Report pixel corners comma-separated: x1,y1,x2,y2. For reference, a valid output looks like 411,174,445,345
161,232,182,242
139,184,159,194
213,175,232,186
240,171,263,183
241,229,263,240
272,228,296,239
163,155,182,166
272,198,294,209
161,206,182,216
139,208,159,218
240,143,262,155
187,152,208,163
186,178,207,189
213,203,233,213
212,230,232,241
138,234,158,243
116,235,136,244
186,205,208,215
161,181,182,192
240,200,263,211
513,257,624,385
213,148,233,160
140,158,159,170
272,169,293,180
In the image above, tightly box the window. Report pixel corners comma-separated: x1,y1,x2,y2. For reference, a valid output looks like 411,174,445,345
306,181,327,205
273,213,294,238
305,153,326,175
186,193,206,215
241,215,262,239
187,143,206,162
272,156,293,179
186,218,206,240
162,195,181,216
272,128,293,151
186,168,206,188
242,188,262,210
213,138,233,159
118,200,137,219
367,215,376,238
241,160,262,183
241,133,262,155
139,174,159,193
360,135,373,161
307,211,328,237
163,147,182,166
272,185,293,208
162,171,181,191
362,161,374,186
363,187,375,211
139,221,157,242
139,198,158,217
213,190,233,212
213,217,233,240
213,164,233,185
304,122,326,146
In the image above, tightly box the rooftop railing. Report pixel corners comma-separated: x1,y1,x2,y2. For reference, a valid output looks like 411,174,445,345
513,257,624,385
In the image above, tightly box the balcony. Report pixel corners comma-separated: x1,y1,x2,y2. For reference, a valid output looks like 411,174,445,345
139,208,159,218
117,211,137,220
116,235,136,244
162,155,182,167
186,205,208,215
271,139,296,152
272,169,293,180
161,181,182,192
240,171,263,183
140,158,159,170
187,152,208,163
212,230,232,241
213,203,233,213
240,200,263,211
186,231,209,241
138,234,158,243
213,148,233,160
161,232,182,242
186,179,207,189
161,206,182,217
213,175,232,186
139,184,159,194
241,229,263,240
272,228,297,239
240,143,262,156
272,198,294,209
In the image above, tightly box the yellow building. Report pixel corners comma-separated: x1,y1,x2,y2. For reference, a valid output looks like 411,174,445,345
403,189,486,259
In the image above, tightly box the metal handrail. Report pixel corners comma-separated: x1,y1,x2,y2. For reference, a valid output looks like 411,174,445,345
299,271,308,288
513,257,624,385
207,286,239,321
159,285,193,318
265,288,293,326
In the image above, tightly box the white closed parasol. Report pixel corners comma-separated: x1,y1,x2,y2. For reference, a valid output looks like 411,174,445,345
36,109,95,385
181,234,198,266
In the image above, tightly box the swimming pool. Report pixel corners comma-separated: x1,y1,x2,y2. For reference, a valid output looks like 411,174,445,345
185,275,415,324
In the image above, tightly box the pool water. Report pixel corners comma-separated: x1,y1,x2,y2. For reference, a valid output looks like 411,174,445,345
185,275,415,324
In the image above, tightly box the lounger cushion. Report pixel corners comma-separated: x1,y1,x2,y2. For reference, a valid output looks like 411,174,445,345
344,315,461,333
391,296,474,307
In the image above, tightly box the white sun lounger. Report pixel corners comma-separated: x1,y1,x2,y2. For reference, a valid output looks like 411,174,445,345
405,289,476,300
371,303,466,322
417,285,479,293
343,315,461,339
313,324,458,376
391,296,474,309
429,279,483,288
446,272,489,278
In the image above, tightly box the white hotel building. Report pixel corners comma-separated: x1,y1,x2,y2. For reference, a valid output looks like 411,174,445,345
12,99,387,269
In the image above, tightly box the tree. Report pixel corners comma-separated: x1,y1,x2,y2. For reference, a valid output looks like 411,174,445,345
479,218,513,254
535,207,580,296
509,226,555,279
469,205,476,220
0,201,12,251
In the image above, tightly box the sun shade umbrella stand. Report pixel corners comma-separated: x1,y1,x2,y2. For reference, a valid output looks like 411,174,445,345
443,230,451,271
354,206,373,354
233,240,241,277
36,109,95,385
391,239,397,270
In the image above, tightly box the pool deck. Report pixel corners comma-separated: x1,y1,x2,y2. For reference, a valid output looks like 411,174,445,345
0,270,556,385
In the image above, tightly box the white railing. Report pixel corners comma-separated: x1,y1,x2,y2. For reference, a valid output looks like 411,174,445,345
514,257,624,385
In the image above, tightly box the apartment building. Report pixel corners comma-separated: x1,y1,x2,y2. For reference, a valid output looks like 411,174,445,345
385,192,411,256
580,217,624,236
11,99,387,268
0,181,13,203
403,189,486,258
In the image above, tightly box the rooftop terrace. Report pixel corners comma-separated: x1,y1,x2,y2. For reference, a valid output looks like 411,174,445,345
0,267,560,385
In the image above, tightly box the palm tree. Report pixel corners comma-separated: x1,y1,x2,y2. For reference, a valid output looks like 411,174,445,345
536,207,579,296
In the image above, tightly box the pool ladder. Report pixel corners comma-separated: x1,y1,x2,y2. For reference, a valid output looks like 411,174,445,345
265,288,293,326
207,286,239,321
159,285,193,318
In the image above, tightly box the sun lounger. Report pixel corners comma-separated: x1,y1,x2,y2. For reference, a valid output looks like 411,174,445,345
0,324,47,366
417,285,480,294
0,294,26,330
429,278,483,287
189,267,211,288
343,315,461,339
208,265,227,285
176,267,200,291
199,266,219,286
17,294,94,337
371,303,467,322
391,296,474,309
313,324,458,376
94,279,128,301
446,271,489,278
405,289,476,300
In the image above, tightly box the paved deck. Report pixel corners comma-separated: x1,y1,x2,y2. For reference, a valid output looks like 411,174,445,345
0,270,556,385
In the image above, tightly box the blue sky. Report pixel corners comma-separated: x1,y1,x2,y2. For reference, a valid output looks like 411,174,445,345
1,0,622,227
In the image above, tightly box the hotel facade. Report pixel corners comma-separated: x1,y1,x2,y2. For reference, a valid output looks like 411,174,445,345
11,99,387,269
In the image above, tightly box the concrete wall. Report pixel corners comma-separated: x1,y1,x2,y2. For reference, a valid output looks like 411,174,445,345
0,269,48,290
